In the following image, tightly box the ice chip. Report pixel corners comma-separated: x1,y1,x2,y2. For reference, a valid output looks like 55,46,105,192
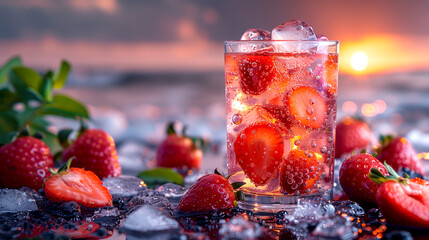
271,19,317,52
241,28,271,41
127,190,173,214
317,34,329,41
332,200,365,218
219,215,262,239
240,28,274,52
283,198,333,236
102,175,147,198
122,205,180,233
312,215,356,239
155,183,187,206
0,189,38,212
272,20,316,41
93,207,121,219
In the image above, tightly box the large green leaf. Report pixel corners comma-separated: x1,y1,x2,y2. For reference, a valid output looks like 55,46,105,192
10,68,43,102
11,67,43,91
137,168,184,189
53,60,71,89
40,75,53,102
0,88,19,111
40,94,89,119
0,112,18,144
0,56,21,86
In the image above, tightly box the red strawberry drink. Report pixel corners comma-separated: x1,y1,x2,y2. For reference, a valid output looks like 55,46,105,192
224,20,339,211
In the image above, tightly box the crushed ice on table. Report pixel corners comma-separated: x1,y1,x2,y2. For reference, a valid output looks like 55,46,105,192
126,190,173,214
271,19,317,52
0,189,38,213
155,183,187,206
333,200,365,218
282,197,335,237
93,207,121,219
102,175,147,198
121,205,180,233
312,215,356,239
219,215,262,240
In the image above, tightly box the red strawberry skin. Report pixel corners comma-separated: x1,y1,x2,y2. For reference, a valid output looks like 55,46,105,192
233,122,284,186
280,150,319,194
44,167,113,208
0,136,53,190
339,153,388,206
377,137,425,176
335,117,373,158
177,174,235,213
376,180,429,228
238,54,276,95
63,129,121,179
156,134,202,170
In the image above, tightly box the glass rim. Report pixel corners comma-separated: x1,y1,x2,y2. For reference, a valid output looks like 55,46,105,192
224,40,339,45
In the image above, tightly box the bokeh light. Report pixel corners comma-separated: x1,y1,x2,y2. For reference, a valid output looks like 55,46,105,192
351,51,368,71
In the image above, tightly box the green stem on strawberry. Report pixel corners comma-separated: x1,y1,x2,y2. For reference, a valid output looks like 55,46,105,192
214,168,246,205
77,117,89,137
368,162,409,185
166,121,176,135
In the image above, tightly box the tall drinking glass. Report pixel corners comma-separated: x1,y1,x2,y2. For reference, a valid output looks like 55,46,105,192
224,41,339,211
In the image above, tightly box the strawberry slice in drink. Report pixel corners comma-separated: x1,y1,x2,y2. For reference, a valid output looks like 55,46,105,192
280,149,319,194
234,122,284,186
237,54,276,95
284,86,327,129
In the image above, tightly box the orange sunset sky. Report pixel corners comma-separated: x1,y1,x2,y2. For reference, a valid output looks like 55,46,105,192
1,0,429,75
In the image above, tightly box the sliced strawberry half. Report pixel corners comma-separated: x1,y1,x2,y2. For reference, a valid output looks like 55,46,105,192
44,159,113,208
369,163,429,228
280,150,319,194
284,86,327,129
234,122,284,186
237,54,276,95
262,104,292,128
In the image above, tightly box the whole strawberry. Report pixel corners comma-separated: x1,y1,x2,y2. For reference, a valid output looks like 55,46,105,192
376,136,425,176
156,122,203,171
335,117,373,158
339,153,387,206
177,171,244,213
0,136,53,190
63,129,121,179
369,163,429,228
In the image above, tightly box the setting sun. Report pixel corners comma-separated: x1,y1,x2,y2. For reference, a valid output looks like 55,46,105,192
351,51,368,71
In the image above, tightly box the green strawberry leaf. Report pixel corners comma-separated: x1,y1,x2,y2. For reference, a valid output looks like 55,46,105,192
10,68,43,102
11,67,43,92
0,88,19,111
137,168,184,189
40,71,54,102
53,60,71,89
0,113,18,144
40,94,90,119
58,128,73,149
166,121,176,135
0,56,21,86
